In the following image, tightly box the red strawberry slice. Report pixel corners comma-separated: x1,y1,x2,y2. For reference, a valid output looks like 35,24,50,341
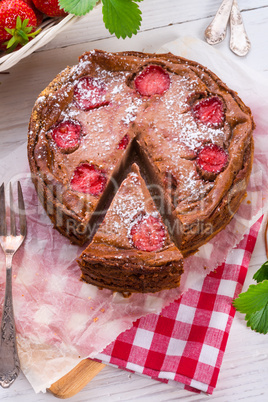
117,134,129,150
70,163,107,195
51,120,81,152
130,214,166,252
192,96,225,127
196,143,228,179
134,65,170,96
73,76,109,111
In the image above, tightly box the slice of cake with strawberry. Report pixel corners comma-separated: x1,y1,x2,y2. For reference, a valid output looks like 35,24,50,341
78,164,184,294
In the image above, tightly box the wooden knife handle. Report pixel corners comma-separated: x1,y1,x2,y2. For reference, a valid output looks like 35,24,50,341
48,359,105,399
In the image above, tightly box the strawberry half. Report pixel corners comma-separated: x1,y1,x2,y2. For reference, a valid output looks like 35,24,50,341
192,96,225,128
51,120,81,153
196,143,228,180
130,214,166,252
70,163,107,195
73,76,109,111
0,0,40,52
32,0,67,18
117,134,129,150
134,65,170,96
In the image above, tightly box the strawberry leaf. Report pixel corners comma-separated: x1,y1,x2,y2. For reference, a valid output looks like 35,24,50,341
6,36,17,49
59,0,99,15
253,261,268,283
233,280,268,335
17,16,23,29
245,305,268,334
233,280,268,314
102,0,143,39
59,0,143,38
3,16,40,52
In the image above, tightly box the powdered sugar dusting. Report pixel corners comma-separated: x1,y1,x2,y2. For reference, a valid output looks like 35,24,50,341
34,51,234,228
103,172,145,235
163,74,200,111
42,65,146,184
166,111,225,151
95,171,166,251
122,100,143,125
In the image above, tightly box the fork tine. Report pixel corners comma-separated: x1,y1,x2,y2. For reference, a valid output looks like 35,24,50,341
0,183,7,236
9,182,17,236
17,181,27,236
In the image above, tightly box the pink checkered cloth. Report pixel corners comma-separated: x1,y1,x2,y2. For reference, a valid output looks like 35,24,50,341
96,217,262,394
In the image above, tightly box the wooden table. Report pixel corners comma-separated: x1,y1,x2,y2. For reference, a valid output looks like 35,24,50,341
1,1,268,400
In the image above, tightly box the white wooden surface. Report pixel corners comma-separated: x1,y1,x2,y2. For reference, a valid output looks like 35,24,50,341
0,1,268,400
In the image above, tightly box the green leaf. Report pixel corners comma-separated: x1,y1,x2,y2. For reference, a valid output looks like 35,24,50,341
233,280,268,314
17,29,30,42
21,18,29,30
4,16,40,52
253,261,268,283
59,0,98,15
246,304,268,334
17,16,23,29
28,28,41,38
6,36,17,49
5,28,14,35
102,0,142,39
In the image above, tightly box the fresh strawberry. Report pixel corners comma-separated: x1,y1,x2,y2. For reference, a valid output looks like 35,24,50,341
51,120,81,153
117,134,129,150
130,214,166,252
73,76,109,111
22,0,43,25
134,65,170,96
192,96,225,128
196,143,228,180
70,163,107,195
32,0,67,18
0,0,40,52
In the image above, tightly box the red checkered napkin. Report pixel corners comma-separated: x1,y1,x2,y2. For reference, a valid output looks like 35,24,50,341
96,217,262,394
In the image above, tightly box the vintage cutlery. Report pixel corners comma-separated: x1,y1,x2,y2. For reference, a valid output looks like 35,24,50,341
205,0,234,45
230,0,251,56
0,182,27,388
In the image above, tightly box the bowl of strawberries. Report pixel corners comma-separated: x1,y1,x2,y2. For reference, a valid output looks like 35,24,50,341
0,0,144,71
0,0,81,71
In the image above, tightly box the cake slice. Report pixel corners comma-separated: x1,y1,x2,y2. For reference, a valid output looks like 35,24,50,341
78,164,184,294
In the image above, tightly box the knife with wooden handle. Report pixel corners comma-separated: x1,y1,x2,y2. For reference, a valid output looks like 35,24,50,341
48,359,105,399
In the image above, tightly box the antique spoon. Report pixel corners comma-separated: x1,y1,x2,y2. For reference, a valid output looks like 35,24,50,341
205,0,234,45
230,0,251,56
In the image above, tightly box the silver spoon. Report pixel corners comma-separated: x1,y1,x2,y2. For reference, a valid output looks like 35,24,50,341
205,0,234,45
230,0,251,56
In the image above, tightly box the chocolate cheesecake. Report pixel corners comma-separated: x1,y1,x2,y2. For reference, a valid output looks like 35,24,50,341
28,50,254,293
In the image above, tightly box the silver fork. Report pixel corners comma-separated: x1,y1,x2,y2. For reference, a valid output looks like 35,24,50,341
0,182,27,388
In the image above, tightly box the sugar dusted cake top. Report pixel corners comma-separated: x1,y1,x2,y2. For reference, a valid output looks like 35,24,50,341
28,50,254,292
